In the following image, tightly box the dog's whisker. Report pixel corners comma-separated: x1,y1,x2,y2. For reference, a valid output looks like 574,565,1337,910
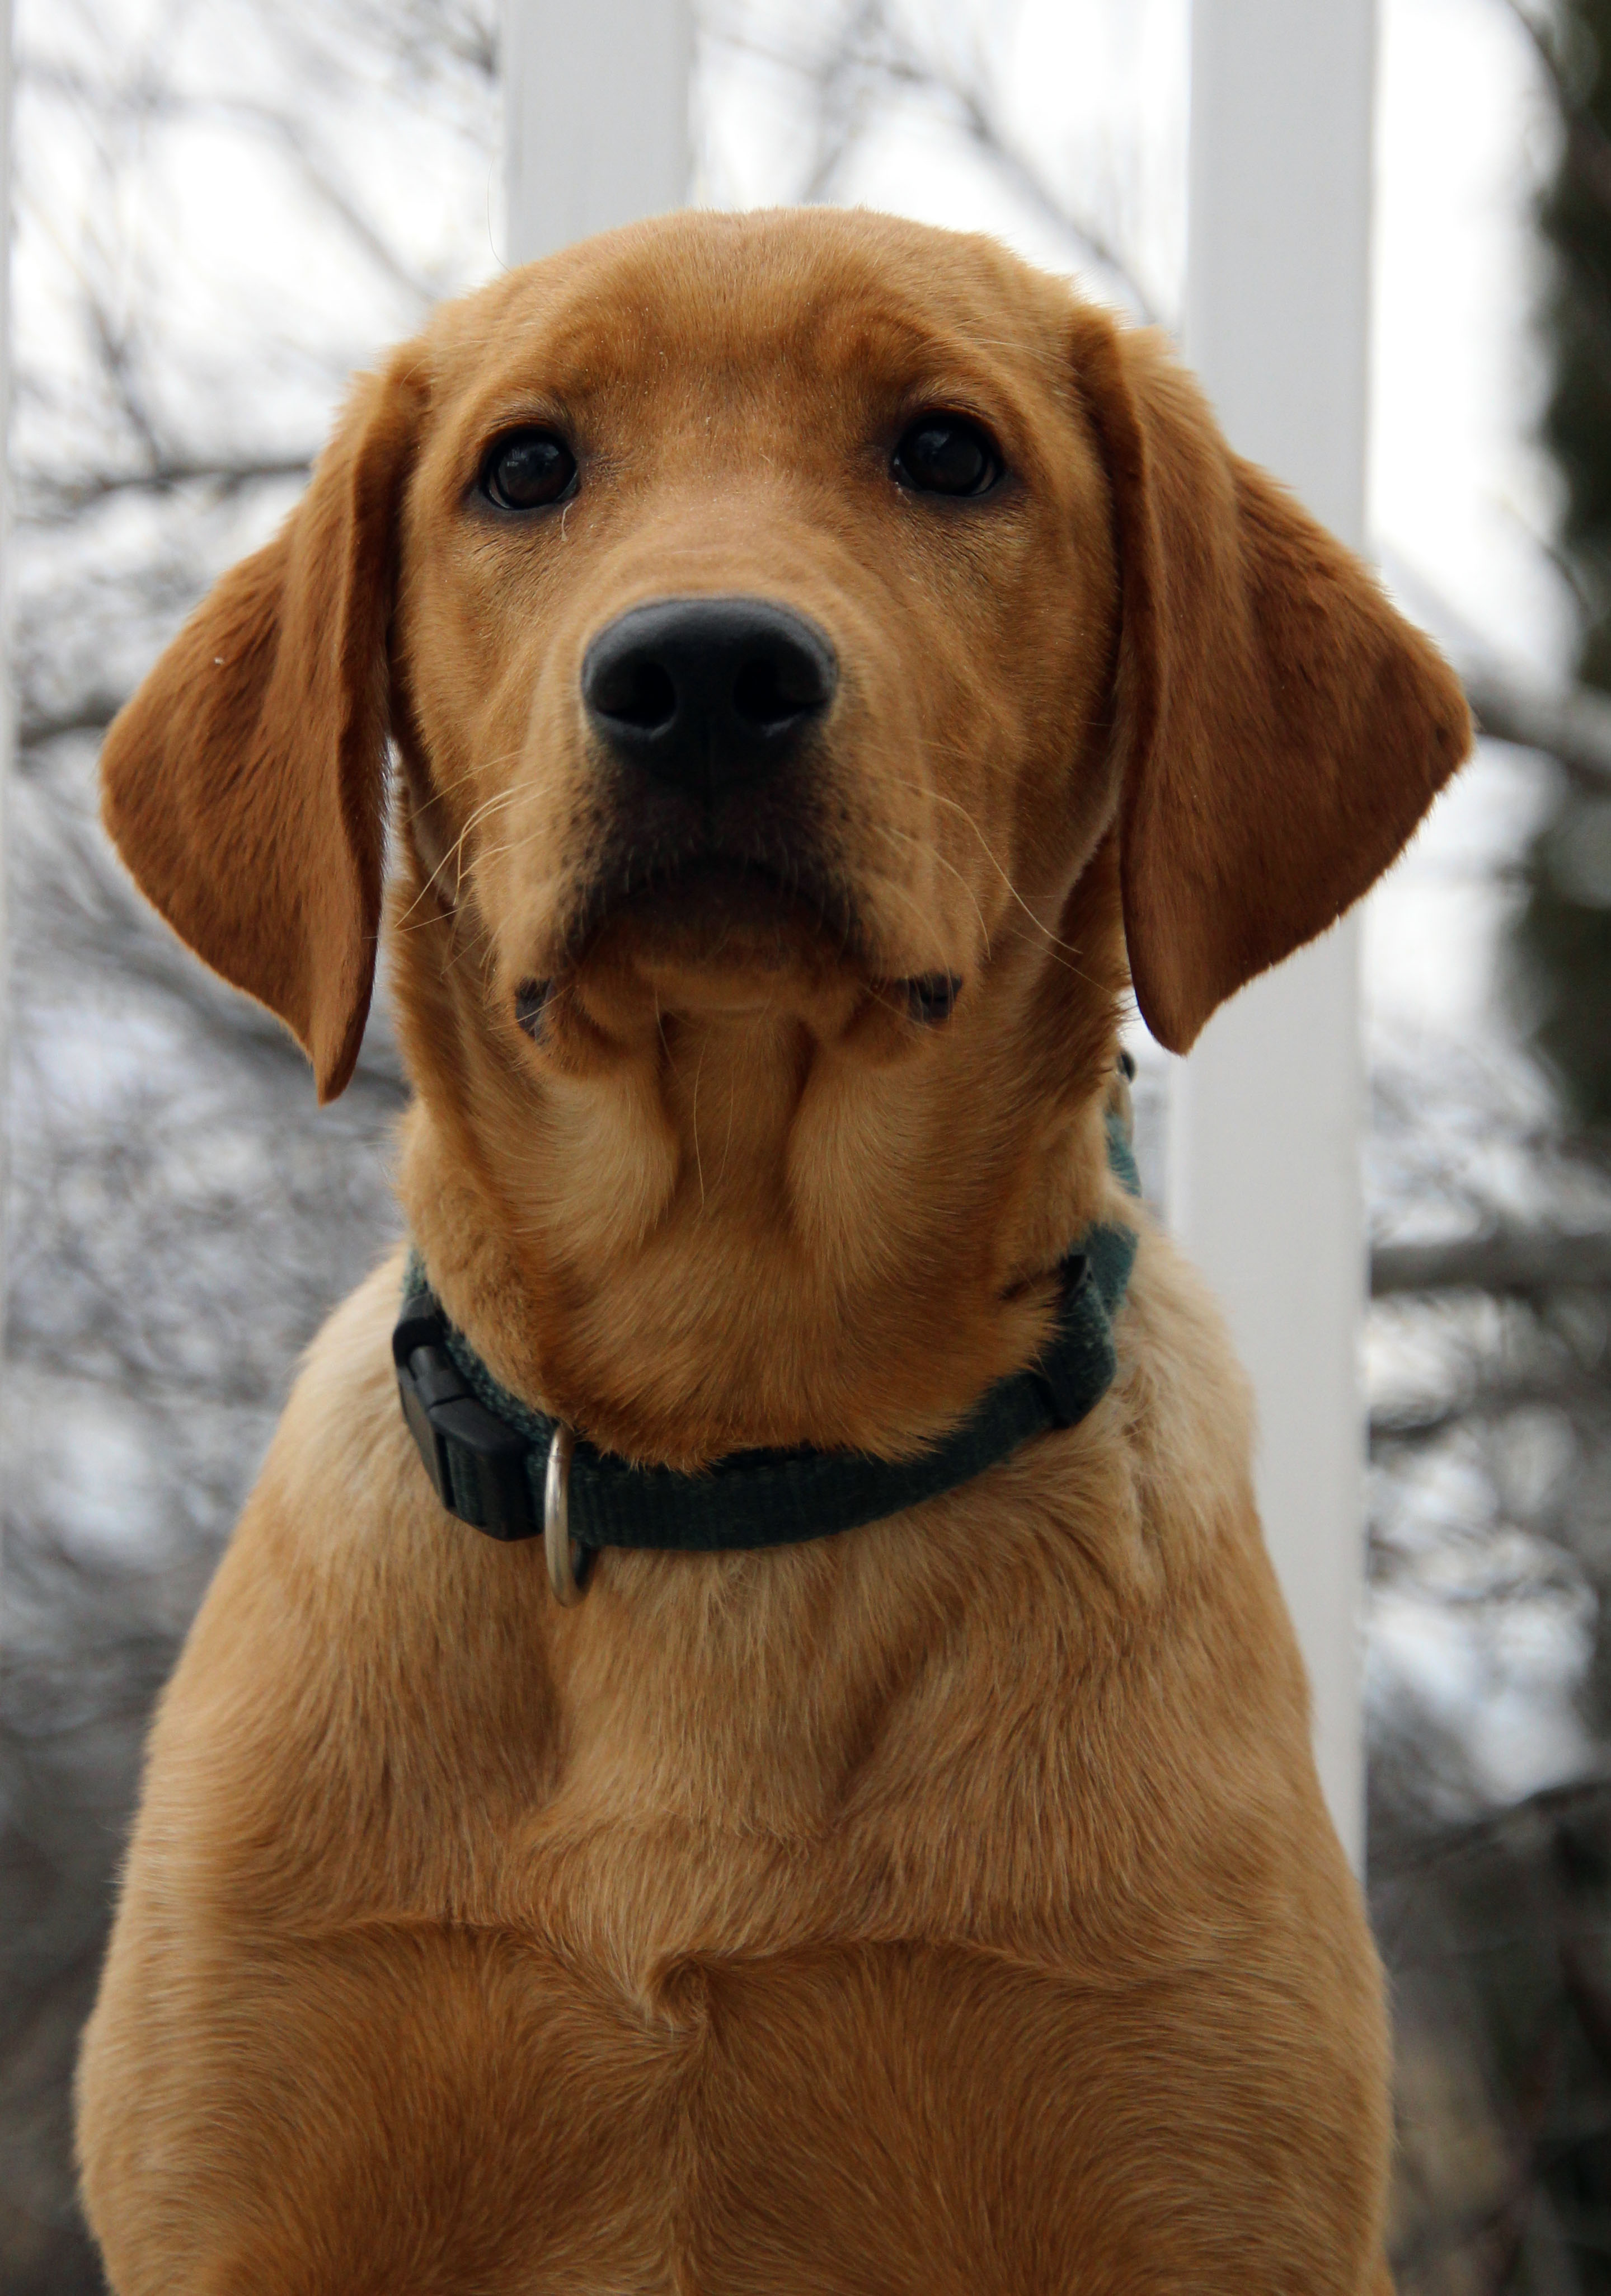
425,781,529,902
873,770,1104,972
867,821,1111,994
865,819,994,964
689,1035,707,1210
394,766,534,929
717,1064,739,1193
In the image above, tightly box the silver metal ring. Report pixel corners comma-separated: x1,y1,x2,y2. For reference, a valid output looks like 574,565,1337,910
543,1423,588,1605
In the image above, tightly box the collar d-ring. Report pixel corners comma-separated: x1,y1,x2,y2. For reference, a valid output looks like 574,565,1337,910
544,1423,589,1604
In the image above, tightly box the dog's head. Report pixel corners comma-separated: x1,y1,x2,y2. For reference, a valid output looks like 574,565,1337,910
100,209,1469,1458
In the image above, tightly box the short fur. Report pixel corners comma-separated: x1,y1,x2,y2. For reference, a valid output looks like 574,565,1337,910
77,208,1468,2293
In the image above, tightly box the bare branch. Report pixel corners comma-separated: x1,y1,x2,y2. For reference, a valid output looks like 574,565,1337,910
1372,1226,1611,1296
18,453,313,518
1499,0,1611,219
1375,548,1611,788
16,700,123,750
1463,659,1611,790
875,47,1157,319
20,60,443,311
700,2,1158,322
1372,1367,1611,1448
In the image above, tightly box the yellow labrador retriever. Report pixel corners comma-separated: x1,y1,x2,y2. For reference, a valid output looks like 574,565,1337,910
76,208,1468,2294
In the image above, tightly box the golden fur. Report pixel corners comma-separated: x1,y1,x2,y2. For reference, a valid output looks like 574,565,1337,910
76,208,1468,2292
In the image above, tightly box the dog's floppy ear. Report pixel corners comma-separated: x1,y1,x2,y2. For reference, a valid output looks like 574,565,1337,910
100,350,424,1102
1070,308,1471,1055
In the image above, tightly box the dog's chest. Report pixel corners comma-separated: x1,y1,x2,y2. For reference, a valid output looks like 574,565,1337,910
191,1914,1377,2296
81,1380,1387,2293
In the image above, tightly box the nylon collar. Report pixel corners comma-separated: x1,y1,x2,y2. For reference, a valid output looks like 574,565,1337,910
394,1104,1139,1571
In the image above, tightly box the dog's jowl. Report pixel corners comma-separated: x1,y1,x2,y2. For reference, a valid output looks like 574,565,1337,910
75,209,1468,2295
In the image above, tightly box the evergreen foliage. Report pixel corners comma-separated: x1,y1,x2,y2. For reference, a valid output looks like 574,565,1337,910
1518,0,1611,1123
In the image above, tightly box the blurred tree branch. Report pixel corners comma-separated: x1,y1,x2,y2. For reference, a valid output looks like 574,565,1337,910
1464,658,1611,791
19,453,314,523
701,0,1162,320
1374,1226,1611,1296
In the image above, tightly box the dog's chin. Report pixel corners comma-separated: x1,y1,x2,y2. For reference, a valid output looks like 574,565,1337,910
568,858,867,1017
529,860,955,1066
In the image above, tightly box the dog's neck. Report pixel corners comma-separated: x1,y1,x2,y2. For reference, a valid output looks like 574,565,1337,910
389,846,1130,1473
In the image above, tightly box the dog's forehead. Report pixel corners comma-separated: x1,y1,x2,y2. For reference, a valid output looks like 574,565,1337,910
425,209,1073,444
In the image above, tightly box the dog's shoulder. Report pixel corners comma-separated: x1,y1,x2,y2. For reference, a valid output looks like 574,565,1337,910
268,1247,427,1533
129,1253,562,1927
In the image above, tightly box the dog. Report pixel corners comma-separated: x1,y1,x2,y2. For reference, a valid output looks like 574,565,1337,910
74,207,1469,2293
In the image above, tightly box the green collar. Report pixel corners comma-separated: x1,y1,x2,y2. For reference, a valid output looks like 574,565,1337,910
394,1108,1139,1598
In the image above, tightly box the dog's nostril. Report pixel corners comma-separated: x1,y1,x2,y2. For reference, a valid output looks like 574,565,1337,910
906,974,962,1026
732,654,813,732
593,658,678,734
515,979,554,1040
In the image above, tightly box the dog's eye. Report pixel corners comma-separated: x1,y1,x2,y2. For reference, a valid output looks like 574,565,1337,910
480,429,578,511
892,414,1004,499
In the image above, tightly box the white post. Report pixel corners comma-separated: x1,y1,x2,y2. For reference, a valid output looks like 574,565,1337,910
504,0,693,265
1175,0,1377,1867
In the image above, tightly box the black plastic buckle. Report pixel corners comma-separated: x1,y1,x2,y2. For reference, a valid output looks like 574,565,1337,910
393,1289,541,1543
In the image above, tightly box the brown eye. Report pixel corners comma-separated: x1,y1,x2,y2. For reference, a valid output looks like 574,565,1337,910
480,429,577,511
893,414,1004,498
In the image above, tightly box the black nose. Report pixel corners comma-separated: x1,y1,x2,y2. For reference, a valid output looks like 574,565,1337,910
581,596,837,800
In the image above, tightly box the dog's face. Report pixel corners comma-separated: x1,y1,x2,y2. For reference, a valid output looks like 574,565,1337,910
98,209,1471,1460
395,213,1119,1073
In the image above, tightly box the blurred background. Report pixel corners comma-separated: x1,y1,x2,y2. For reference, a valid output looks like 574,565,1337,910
4,0,1611,2285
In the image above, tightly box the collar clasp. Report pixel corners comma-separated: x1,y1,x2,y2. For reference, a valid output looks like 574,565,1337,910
544,1423,589,1605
